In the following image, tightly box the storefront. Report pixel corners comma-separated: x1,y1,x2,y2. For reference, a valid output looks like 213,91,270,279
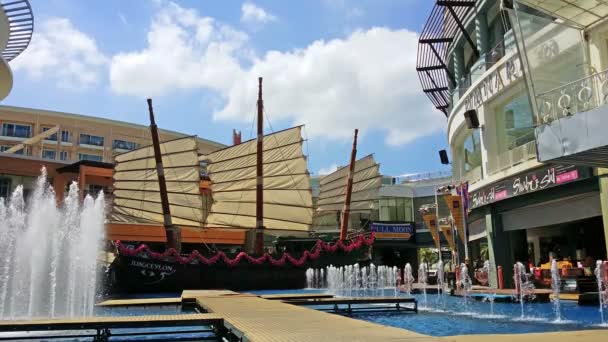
369,221,418,267
469,164,607,286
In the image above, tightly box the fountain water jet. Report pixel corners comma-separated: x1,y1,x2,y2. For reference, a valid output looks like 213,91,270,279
513,262,536,319
0,169,105,320
418,263,428,308
436,260,445,310
402,263,414,295
459,263,472,314
550,259,562,322
482,260,497,317
595,260,607,325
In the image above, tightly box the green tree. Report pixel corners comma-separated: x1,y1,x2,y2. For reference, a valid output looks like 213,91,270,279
419,248,439,268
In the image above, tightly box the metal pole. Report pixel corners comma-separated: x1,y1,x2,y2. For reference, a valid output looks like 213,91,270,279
435,185,442,263
339,129,358,241
147,98,180,253
255,77,265,255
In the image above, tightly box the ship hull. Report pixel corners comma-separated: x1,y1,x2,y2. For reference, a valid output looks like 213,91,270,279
110,252,367,293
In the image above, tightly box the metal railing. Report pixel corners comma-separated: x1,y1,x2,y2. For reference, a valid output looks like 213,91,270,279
536,68,608,125
462,165,482,184
488,140,537,175
1,0,34,62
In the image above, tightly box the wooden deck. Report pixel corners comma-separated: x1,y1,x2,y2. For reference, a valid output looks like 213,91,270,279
96,297,182,307
0,313,222,332
194,291,426,341
259,293,334,300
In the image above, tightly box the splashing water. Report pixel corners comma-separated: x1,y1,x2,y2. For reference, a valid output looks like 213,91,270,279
419,263,428,308
459,263,472,313
436,259,445,310
550,259,562,322
483,260,496,316
308,264,400,296
0,169,106,320
402,263,414,295
595,260,607,325
513,262,536,319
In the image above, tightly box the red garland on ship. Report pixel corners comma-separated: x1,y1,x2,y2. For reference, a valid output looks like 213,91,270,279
116,233,375,267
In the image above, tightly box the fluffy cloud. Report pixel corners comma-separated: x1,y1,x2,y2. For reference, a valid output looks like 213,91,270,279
109,2,249,97
318,163,338,175
11,18,107,89
110,2,444,146
241,2,277,25
216,28,444,146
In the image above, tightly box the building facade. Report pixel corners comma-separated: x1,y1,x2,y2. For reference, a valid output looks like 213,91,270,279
312,171,454,267
417,0,608,286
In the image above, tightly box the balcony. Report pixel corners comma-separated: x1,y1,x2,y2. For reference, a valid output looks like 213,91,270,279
488,141,537,175
535,68,608,167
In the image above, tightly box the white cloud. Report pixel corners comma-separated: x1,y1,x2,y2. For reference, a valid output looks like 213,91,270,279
216,27,445,146
110,2,444,147
322,0,364,19
318,163,338,175
110,2,249,97
240,2,277,25
118,12,128,26
11,18,107,89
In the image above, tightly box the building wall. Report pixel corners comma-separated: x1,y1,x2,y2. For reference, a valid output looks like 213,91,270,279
0,106,225,163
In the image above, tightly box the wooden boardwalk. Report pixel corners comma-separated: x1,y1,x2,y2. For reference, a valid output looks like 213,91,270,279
195,291,426,341
0,313,222,332
259,293,334,300
96,297,181,307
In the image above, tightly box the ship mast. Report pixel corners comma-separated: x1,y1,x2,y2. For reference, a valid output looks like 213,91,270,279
339,129,358,241
147,98,181,253
255,77,265,255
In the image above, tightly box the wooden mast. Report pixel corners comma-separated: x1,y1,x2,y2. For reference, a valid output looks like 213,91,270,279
147,98,181,253
255,77,265,255
339,129,358,241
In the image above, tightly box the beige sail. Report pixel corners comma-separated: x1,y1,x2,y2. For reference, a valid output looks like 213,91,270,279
111,136,204,227
203,126,313,233
315,154,382,213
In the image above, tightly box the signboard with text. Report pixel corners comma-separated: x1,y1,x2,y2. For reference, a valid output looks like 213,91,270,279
370,222,415,241
469,164,591,210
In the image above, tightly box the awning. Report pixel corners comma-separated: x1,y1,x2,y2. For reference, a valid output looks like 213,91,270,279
501,192,601,231
516,0,608,28
417,0,478,116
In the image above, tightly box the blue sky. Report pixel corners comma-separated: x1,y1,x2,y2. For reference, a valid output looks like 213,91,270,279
5,0,450,177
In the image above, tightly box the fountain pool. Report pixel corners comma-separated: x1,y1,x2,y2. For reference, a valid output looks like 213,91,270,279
250,288,608,336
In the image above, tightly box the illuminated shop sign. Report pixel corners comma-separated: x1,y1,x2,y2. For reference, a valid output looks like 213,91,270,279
370,222,415,240
469,165,591,209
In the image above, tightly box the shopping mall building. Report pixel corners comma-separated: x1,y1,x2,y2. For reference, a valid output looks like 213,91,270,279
417,0,608,284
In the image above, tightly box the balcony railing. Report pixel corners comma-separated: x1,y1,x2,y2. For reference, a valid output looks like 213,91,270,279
488,140,537,175
536,68,608,125
462,165,482,184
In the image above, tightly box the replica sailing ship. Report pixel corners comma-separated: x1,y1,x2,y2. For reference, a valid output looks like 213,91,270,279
108,78,381,292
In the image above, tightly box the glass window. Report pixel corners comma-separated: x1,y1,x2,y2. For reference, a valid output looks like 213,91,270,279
61,131,71,143
0,178,10,199
2,123,31,138
1,145,26,155
112,139,138,150
495,93,535,152
60,151,69,161
42,149,56,160
78,153,103,162
463,129,482,172
79,134,104,146
379,197,413,222
42,127,58,141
